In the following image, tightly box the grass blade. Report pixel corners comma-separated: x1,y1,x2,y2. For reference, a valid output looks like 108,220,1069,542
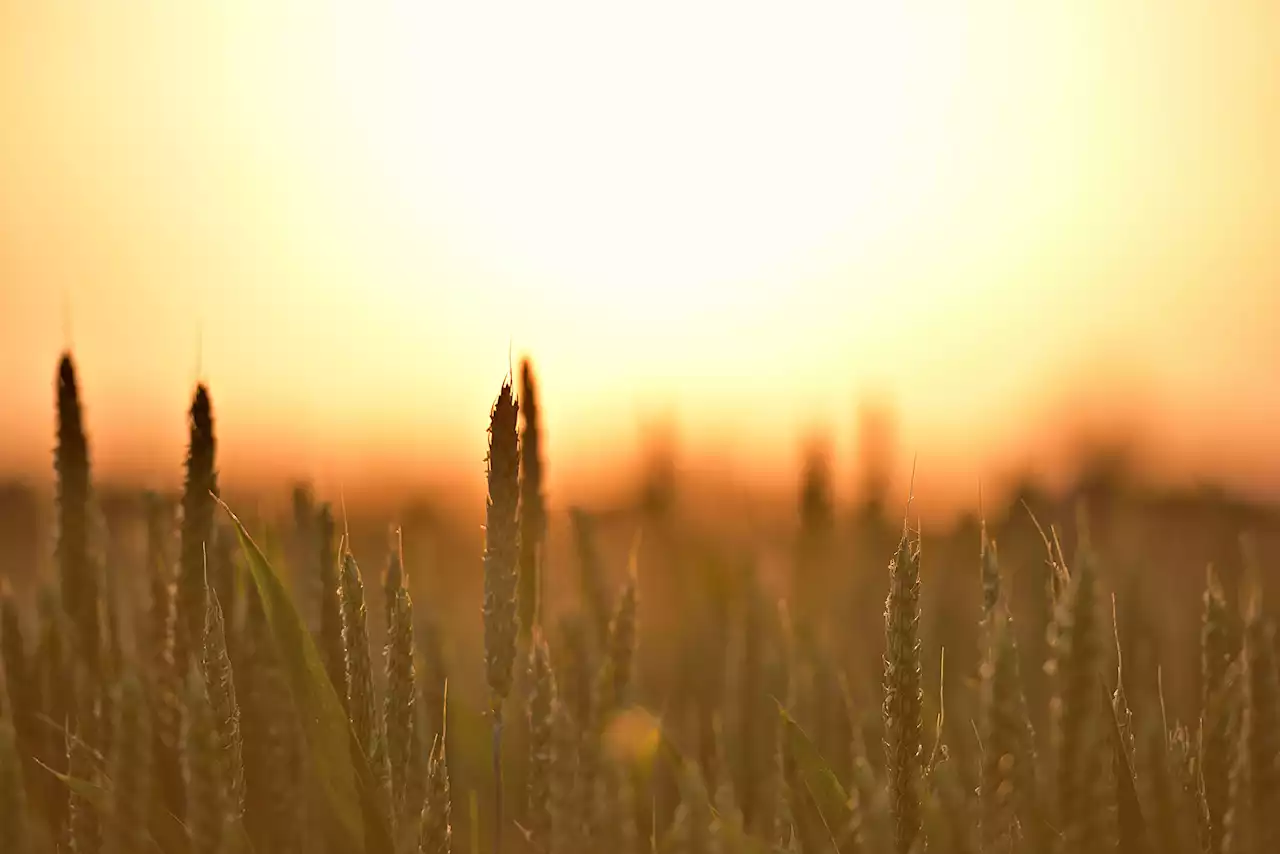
220,499,394,854
778,703,852,848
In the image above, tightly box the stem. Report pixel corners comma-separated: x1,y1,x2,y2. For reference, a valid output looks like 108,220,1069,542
493,704,504,854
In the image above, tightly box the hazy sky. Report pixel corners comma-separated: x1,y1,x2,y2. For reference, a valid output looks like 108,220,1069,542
2,1,1279,514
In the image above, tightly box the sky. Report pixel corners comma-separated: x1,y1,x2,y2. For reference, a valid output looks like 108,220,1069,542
1,1,1279,516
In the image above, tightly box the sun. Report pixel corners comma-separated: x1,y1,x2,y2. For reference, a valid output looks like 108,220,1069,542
330,1,970,305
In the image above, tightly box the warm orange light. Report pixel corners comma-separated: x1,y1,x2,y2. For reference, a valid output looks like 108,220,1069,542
1,1,1279,516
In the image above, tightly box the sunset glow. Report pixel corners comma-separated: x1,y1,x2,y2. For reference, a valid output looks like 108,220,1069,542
2,1,1279,515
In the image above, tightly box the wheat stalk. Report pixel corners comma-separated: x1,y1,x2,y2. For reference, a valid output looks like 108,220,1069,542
1050,543,1113,854
1200,565,1234,854
483,379,520,852
1143,669,1194,854
342,550,392,835
56,354,99,685
318,504,348,711
144,493,175,665
837,703,874,854
1232,545,1279,854
202,581,245,818
980,604,1021,853
794,441,834,632
67,686,102,854
241,589,304,854
151,542,186,828
178,384,218,672
977,536,1045,854
518,358,547,639
1111,596,1148,854
980,519,1001,631
419,727,453,854
35,588,72,848
549,698,579,854
607,552,639,714
185,667,231,854
106,671,151,854
583,567,641,849
569,510,611,648
385,540,418,841
526,628,556,853
883,525,923,854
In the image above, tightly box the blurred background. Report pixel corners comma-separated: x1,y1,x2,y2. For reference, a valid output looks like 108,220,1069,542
2,3,1279,846
2,1,1279,513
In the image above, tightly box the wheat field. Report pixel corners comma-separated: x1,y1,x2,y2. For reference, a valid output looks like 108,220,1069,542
1,351,1277,854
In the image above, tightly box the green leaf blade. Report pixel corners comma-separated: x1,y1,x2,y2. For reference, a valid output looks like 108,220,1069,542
223,502,393,854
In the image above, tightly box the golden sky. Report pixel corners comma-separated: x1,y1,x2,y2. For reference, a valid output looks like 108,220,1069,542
2,1,1279,515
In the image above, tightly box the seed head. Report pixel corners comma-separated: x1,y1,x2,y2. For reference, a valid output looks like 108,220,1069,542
178,384,218,672
483,381,520,712
518,358,547,639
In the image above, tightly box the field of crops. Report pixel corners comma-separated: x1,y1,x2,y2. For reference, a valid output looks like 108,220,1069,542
1,352,1277,854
